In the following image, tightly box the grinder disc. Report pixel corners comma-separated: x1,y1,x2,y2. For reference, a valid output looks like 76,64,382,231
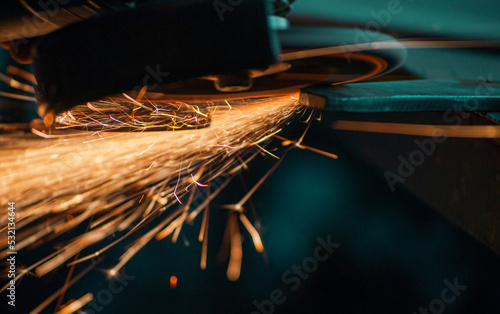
135,26,407,102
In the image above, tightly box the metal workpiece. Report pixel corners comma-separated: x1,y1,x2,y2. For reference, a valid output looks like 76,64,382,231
300,79,500,112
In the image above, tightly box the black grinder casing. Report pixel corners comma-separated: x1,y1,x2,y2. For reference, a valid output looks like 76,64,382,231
32,0,280,116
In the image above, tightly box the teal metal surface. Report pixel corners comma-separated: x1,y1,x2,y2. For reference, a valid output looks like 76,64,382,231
301,79,500,112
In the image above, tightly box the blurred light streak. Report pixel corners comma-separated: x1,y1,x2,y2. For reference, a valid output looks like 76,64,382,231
333,120,500,138
170,276,178,289
54,293,93,314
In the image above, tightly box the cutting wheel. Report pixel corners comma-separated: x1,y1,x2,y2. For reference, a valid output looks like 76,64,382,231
133,26,407,102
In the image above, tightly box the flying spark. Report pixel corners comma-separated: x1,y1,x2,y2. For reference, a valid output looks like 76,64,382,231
0,93,302,312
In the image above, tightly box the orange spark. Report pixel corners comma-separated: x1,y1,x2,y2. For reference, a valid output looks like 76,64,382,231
227,214,242,281
170,276,178,289
54,293,93,314
239,214,264,252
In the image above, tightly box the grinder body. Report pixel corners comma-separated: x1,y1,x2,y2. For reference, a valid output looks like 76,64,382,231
31,0,280,115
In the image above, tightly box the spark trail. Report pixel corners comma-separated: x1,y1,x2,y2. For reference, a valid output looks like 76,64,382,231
0,95,301,312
